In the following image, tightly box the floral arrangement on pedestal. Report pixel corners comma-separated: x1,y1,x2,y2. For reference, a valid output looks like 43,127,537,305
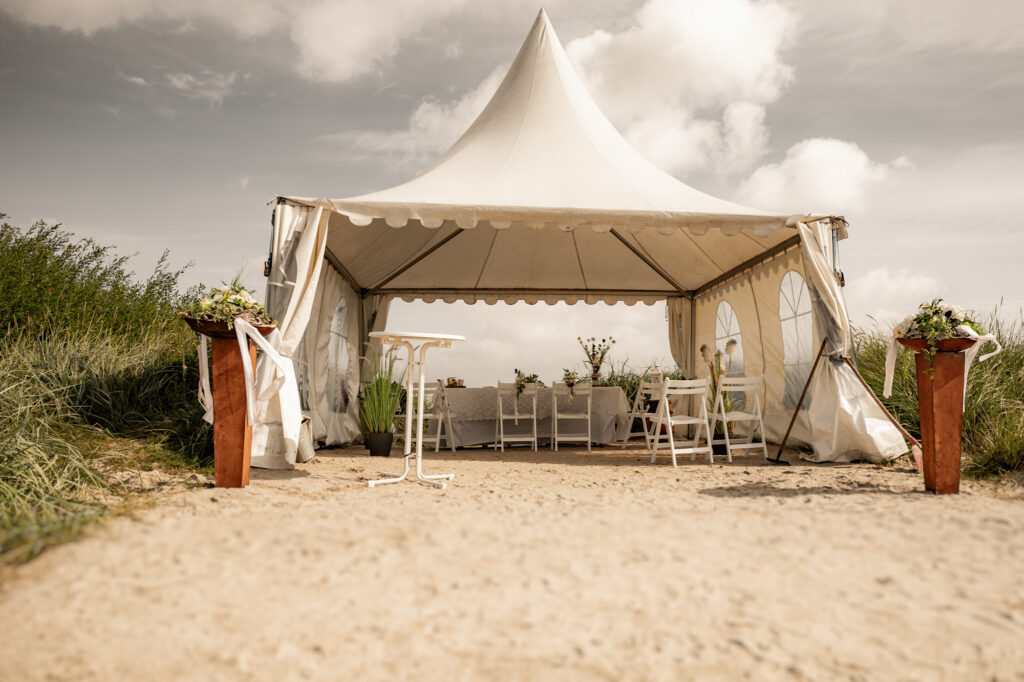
179,278,275,330
578,336,615,384
893,299,984,366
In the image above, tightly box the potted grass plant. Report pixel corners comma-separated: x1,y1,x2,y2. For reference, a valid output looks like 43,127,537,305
360,349,404,457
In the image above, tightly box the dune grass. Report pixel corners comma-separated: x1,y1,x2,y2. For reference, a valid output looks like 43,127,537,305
854,315,1024,478
0,215,210,564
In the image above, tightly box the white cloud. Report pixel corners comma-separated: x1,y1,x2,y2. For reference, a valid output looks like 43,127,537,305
121,74,150,87
166,71,237,106
0,0,285,37
843,266,941,327
290,0,465,83
794,0,1024,54
322,65,506,168
734,138,909,214
0,0,462,84
565,0,796,175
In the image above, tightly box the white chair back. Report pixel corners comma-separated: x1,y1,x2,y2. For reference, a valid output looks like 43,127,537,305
649,377,713,466
495,380,539,451
709,375,768,461
552,381,592,397
661,378,710,399
718,376,763,395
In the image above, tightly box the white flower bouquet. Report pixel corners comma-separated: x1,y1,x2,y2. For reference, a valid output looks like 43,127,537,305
180,278,275,330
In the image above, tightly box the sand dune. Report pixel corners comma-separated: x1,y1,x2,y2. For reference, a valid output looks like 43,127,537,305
2,446,1023,681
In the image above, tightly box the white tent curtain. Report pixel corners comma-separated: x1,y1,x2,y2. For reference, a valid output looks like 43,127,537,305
359,294,391,381
666,297,692,376
798,220,907,462
251,201,329,469
301,263,361,446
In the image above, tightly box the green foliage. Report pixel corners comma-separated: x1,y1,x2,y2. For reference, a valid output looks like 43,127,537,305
856,314,1024,478
603,360,682,406
359,349,405,434
0,214,211,563
562,368,580,387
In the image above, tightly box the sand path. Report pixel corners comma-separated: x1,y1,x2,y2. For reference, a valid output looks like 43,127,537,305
2,446,1023,681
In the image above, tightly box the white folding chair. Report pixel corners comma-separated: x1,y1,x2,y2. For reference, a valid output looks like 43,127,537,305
708,376,769,462
418,380,456,453
551,381,592,451
620,380,663,449
495,381,538,451
650,379,713,466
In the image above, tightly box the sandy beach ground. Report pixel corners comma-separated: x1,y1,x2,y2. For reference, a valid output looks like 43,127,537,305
2,445,1023,681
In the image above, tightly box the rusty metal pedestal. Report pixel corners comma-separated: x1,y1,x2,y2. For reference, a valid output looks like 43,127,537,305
183,318,275,488
898,337,976,495
210,337,256,488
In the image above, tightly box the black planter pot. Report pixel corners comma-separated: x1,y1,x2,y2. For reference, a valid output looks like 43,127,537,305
365,432,393,457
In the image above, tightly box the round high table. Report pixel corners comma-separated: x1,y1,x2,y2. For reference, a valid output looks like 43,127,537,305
367,331,465,489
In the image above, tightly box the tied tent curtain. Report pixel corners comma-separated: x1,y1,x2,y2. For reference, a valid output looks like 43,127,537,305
798,220,907,462
250,202,329,468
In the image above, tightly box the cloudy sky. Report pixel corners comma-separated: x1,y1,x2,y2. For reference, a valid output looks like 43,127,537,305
1,0,1022,384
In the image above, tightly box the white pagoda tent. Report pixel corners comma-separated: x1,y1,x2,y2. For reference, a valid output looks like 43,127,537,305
253,10,907,468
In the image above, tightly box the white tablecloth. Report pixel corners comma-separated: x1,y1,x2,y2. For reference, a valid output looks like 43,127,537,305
440,386,630,447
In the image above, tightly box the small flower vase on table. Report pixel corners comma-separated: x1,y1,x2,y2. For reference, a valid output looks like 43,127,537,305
897,337,976,494
182,317,275,488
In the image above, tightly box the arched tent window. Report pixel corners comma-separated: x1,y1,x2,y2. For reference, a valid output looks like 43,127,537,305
326,297,351,413
780,270,814,409
714,301,744,377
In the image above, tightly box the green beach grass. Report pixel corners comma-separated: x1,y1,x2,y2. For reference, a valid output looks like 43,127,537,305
0,215,210,564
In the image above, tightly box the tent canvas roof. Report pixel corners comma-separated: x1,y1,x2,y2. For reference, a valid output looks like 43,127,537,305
283,10,829,304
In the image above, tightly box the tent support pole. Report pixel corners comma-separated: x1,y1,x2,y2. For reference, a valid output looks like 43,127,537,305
688,298,696,378
609,229,690,296
696,234,801,296
372,227,464,290
770,339,828,465
324,250,363,295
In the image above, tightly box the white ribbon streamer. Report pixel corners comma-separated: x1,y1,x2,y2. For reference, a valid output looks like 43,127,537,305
197,335,214,424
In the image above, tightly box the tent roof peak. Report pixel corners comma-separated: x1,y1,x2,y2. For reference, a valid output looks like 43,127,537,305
294,10,821,234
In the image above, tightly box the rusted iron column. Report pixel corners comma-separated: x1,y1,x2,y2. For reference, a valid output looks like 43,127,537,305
899,337,974,495
913,350,965,494
210,337,256,488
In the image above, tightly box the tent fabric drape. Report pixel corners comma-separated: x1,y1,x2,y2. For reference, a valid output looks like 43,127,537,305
667,297,691,376
251,202,328,469
301,263,361,446
359,294,391,381
797,221,907,463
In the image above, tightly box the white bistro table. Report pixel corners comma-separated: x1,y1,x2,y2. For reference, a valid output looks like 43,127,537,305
367,331,465,489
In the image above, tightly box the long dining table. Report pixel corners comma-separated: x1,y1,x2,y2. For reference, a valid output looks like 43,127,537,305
441,385,631,448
